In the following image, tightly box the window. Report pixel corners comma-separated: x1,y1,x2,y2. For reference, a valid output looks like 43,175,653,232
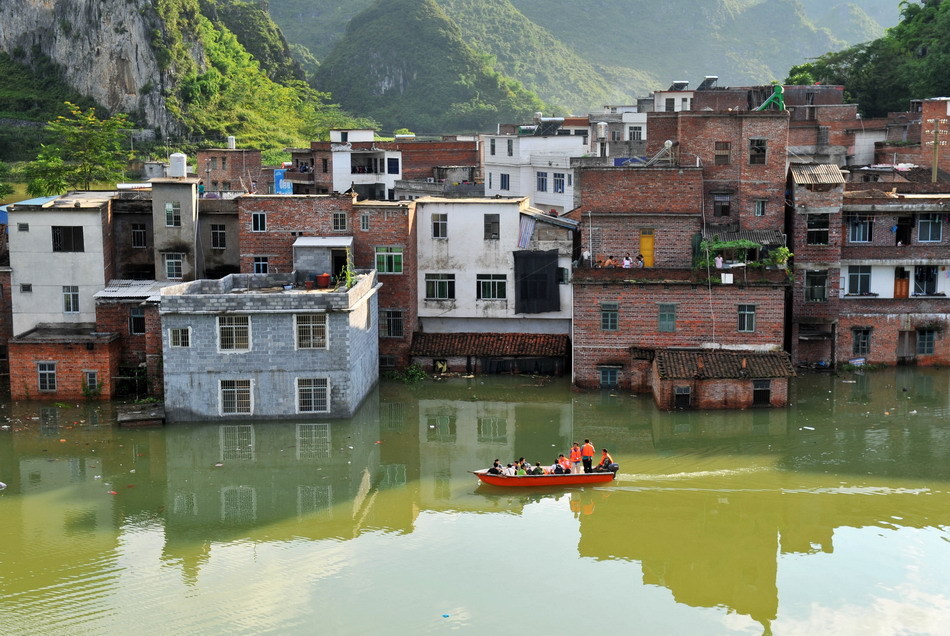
749,139,767,164
387,157,399,174
51,226,84,252
488,173,492,189
918,213,942,242
425,273,455,300
507,139,513,156
599,367,619,388
380,310,404,338
251,211,266,232
476,274,507,300
852,328,871,356
165,201,182,227
805,271,828,302
553,173,565,193
500,173,510,190
752,379,771,406
17,223,28,232
211,224,226,249
296,314,327,349
170,327,190,347
477,416,508,443
484,214,500,240
738,304,756,332
629,126,643,141
38,362,56,392
806,214,829,245
375,247,403,273
817,126,830,145
253,256,268,274
20,283,32,293
432,213,447,238
536,171,548,192
129,307,146,334
848,266,871,295
321,158,328,173
917,329,936,355
340,131,348,143
914,265,937,295
665,97,675,112
713,195,731,217
360,214,370,231
611,130,621,142
62,286,79,313
221,157,227,170
332,210,348,231
209,157,218,170
714,141,731,165
83,371,98,391
219,315,250,351
674,386,691,408
658,303,676,332
131,223,147,248
220,380,252,414
490,138,496,155
164,253,183,279
297,378,329,413
600,302,619,331
754,200,766,217
848,215,872,243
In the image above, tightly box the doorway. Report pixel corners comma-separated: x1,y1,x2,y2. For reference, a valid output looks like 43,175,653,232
639,229,655,267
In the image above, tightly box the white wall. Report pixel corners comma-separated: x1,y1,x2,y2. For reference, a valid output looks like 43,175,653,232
9,206,107,335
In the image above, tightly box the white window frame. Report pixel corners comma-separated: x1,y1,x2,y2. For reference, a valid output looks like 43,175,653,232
476,274,507,300
500,173,510,191
164,253,184,279
425,273,455,300
754,200,766,217
219,379,253,415
253,256,269,274
296,377,330,414
432,213,447,239
332,210,348,231
360,213,370,231
210,223,226,249
918,213,942,242
165,201,182,227
553,173,565,193
169,327,191,348
218,315,251,352
63,285,80,313
251,211,266,232
375,246,403,273
536,171,548,192
38,361,56,392
295,314,328,350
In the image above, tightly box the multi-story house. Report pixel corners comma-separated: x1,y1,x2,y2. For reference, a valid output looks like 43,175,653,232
160,267,380,422
410,196,576,374
195,144,263,196
570,107,794,409
481,130,587,215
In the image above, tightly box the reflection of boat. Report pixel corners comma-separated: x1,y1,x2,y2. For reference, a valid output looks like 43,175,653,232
472,469,617,487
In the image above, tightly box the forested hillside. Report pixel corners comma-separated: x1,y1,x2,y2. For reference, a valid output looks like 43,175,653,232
786,0,950,117
314,0,545,133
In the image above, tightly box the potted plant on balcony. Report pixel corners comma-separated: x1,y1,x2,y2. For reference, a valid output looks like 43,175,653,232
766,246,792,269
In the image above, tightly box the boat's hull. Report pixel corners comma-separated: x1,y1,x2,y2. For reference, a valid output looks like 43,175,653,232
473,469,616,487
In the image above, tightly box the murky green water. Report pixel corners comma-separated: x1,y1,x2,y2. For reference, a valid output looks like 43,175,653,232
1,369,949,635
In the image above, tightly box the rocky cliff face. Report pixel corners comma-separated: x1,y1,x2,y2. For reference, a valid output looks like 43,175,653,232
0,0,186,135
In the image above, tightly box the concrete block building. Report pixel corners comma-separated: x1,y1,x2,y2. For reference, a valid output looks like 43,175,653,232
161,270,380,422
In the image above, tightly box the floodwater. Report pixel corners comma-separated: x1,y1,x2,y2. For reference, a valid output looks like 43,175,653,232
1,369,948,635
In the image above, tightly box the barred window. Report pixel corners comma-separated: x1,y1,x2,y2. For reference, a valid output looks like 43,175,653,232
380,310,404,338
52,226,84,252
165,202,182,227
220,380,252,414
296,314,327,349
297,378,329,413
219,315,250,351
170,328,190,347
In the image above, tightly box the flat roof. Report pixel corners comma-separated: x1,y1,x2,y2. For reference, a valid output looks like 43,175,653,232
414,196,527,204
293,236,354,248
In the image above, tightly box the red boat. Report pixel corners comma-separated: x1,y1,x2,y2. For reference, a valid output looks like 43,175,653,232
473,469,617,487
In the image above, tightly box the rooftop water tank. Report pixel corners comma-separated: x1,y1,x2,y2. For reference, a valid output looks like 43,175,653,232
169,153,187,178
596,122,608,139
227,136,236,149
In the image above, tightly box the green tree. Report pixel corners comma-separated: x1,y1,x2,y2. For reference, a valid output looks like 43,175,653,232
25,102,131,196
0,162,13,198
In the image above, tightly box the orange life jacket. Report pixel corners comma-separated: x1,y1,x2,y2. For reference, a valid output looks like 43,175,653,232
582,443,595,458
569,447,582,462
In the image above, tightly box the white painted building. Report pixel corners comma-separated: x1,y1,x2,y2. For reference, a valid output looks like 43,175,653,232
414,197,576,334
8,192,113,336
653,80,694,112
481,134,587,215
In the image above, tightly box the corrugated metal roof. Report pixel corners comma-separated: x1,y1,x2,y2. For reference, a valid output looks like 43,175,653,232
655,349,795,380
701,228,786,245
292,236,354,248
94,280,169,300
790,163,846,185
411,332,569,357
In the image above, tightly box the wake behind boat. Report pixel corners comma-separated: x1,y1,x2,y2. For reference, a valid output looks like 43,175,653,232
473,468,617,487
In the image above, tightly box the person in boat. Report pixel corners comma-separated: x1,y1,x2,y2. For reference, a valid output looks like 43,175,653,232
569,442,583,474
581,439,596,473
553,455,569,474
531,462,545,475
515,463,527,476
502,463,516,476
596,449,614,471
487,460,503,475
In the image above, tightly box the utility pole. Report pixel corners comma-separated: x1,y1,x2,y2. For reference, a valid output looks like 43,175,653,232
924,118,948,183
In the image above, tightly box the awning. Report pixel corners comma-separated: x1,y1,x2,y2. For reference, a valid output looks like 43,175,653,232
292,236,354,248
701,228,786,246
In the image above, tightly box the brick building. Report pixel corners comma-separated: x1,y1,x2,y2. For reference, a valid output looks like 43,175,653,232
195,147,263,196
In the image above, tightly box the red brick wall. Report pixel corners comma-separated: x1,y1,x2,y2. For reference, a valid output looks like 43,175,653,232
920,100,950,174
144,305,163,394
237,194,357,273
95,301,146,367
196,149,263,193
0,269,11,382
9,338,121,400
581,213,699,267
875,143,920,165
101,202,115,284
837,311,950,366
575,167,703,215
353,202,418,366
572,275,787,388
652,373,789,409
392,141,479,180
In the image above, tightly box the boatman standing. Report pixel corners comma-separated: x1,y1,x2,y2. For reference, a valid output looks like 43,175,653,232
581,439,596,473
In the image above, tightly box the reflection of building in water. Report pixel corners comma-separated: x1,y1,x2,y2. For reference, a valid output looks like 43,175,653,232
577,485,950,632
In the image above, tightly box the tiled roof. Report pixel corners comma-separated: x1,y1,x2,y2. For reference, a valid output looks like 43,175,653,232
654,349,795,380
790,163,846,185
410,332,570,357
701,228,786,245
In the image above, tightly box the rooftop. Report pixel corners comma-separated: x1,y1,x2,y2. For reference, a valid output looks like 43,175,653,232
654,349,795,380
11,323,120,344
411,332,570,357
